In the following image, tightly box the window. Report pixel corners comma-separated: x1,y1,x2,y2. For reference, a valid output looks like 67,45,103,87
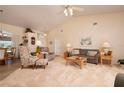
0,41,13,48
0,31,13,48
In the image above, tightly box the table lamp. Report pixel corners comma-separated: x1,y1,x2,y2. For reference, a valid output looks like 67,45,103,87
66,43,71,52
102,42,111,55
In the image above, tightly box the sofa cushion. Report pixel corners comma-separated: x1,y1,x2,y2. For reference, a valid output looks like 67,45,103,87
79,49,88,56
87,51,97,56
41,47,49,52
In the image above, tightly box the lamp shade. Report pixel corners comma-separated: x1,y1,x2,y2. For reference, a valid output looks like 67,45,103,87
102,42,111,48
66,43,71,48
36,41,41,46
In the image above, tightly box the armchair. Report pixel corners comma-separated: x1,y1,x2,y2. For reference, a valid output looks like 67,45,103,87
7,47,16,62
35,52,48,69
19,46,38,69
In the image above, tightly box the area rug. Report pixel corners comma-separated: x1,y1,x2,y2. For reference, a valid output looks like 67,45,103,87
0,57,124,87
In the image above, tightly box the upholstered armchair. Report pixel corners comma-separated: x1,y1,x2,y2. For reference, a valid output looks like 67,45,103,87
7,47,16,62
35,58,48,69
19,46,38,69
35,52,48,69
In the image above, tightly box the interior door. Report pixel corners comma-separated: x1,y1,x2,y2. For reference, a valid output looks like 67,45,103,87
55,39,62,56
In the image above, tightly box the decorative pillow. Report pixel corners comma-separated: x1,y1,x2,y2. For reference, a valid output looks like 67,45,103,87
41,47,49,52
38,53,44,59
72,49,79,55
87,51,97,56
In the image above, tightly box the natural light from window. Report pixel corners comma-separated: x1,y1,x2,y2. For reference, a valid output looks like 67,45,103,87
0,30,13,48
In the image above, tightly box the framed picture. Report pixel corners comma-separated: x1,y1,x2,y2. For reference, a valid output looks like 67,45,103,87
80,37,92,45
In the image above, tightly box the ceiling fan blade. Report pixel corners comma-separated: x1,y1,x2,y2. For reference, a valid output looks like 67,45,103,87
72,6,84,12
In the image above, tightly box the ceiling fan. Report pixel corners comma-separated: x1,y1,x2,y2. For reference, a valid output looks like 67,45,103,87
63,5,84,16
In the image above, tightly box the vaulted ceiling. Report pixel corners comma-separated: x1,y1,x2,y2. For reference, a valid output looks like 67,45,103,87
0,5,124,32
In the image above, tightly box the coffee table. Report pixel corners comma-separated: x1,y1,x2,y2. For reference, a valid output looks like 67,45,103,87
66,56,87,69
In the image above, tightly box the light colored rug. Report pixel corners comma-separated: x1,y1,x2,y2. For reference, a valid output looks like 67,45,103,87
0,57,124,87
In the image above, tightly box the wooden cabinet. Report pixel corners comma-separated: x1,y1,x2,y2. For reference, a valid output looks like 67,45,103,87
100,53,112,65
25,33,37,53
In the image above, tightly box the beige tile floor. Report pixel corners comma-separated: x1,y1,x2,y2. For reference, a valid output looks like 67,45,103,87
0,57,124,87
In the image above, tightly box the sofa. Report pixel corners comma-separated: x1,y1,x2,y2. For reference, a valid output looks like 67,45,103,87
40,47,55,61
69,48,100,64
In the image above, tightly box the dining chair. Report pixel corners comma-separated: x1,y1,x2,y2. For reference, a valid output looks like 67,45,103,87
7,47,16,62
19,46,38,69
0,48,7,65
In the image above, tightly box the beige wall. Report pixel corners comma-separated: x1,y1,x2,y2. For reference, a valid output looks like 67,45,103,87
1,23,25,44
47,12,124,64
1,23,47,46
0,23,25,57
0,23,47,57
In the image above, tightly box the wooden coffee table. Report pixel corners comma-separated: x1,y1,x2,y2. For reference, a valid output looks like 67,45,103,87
66,56,87,69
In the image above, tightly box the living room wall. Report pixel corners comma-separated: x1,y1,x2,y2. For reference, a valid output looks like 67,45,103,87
47,12,124,64
1,23,47,46
0,23,24,46
1,23,47,57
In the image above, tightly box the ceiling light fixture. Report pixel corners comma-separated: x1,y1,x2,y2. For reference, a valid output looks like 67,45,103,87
43,33,47,36
64,8,68,16
64,6,73,16
69,8,73,16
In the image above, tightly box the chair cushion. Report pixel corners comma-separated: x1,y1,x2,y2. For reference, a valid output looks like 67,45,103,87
41,47,49,52
79,49,88,56
36,58,48,65
37,53,44,59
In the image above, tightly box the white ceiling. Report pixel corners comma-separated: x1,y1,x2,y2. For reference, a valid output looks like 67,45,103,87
0,5,124,32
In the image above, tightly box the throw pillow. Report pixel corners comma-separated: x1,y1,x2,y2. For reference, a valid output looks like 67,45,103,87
87,51,97,56
38,52,44,59
72,49,79,55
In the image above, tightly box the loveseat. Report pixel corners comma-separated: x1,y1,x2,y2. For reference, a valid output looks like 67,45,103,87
70,48,100,64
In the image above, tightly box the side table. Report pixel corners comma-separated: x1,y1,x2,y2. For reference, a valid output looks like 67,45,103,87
100,55,112,65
